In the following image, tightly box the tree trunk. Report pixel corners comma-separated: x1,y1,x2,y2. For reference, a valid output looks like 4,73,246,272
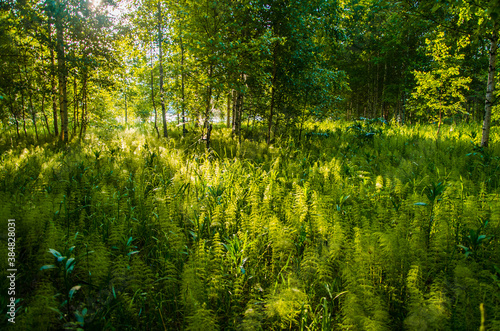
437,109,442,138
51,52,59,136
21,61,33,138
267,47,277,144
152,68,159,138
237,91,243,145
41,92,51,136
79,74,87,139
226,92,231,128
401,90,406,125
231,89,244,145
375,59,379,118
204,65,213,149
180,33,187,136
206,124,212,149
232,89,242,141
55,0,69,142
382,62,387,119
11,102,20,139
273,111,280,139
232,89,236,133
47,19,59,137
73,77,78,132
21,89,27,137
150,35,160,138
28,88,39,141
124,90,128,124
158,1,168,138
298,95,308,143
481,31,498,147
31,106,39,141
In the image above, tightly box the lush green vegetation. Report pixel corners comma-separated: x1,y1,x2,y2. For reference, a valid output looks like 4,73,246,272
2,0,500,146
2,0,500,329
1,120,500,330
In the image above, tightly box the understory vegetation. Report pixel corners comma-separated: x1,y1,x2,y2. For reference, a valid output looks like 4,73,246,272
1,120,499,330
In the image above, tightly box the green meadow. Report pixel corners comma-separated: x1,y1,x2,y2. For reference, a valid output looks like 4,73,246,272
1,120,499,330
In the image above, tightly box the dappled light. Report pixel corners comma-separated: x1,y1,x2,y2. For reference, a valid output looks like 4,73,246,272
1,0,500,329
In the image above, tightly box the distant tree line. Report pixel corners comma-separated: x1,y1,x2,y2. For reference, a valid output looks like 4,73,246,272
1,0,499,146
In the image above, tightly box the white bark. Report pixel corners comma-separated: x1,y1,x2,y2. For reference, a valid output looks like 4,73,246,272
481,31,498,147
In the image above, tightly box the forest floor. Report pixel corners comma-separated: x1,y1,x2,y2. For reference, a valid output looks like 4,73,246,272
1,119,500,330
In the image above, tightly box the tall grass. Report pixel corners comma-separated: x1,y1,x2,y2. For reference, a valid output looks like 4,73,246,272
0,119,499,330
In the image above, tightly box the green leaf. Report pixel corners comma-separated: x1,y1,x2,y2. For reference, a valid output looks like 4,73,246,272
457,245,469,251
75,310,85,323
431,3,441,13
49,248,62,259
66,257,76,270
69,285,81,299
49,307,64,319
40,264,56,271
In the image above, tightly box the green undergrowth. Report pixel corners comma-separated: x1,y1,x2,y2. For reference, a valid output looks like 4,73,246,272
1,120,500,330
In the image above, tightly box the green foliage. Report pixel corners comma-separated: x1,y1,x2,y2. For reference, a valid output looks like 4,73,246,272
410,32,471,131
458,219,495,259
1,120,500,329
347,118,386,144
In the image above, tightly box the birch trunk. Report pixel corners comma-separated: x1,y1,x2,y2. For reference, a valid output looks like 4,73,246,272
481,31,498,147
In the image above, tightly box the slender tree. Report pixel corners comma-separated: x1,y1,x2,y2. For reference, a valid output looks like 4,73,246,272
481,29,498,147
47,19,59,136
55,0,69,142
158,0,168,138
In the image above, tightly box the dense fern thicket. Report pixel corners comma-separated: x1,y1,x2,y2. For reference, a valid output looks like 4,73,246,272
1,120,500,330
